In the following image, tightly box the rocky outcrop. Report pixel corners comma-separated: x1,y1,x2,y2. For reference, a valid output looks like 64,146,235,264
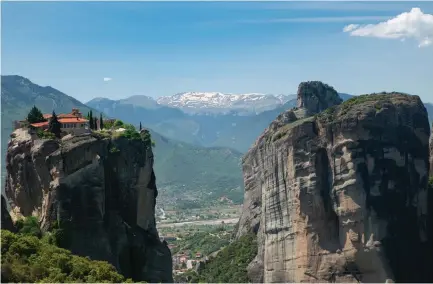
297,81,343,116
236,84,432,283
4,129,173,282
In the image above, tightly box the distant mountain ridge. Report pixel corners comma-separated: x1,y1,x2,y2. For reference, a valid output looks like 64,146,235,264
87,89,362,117
87,96,296,152
155,92,297,115
88,92,298,116
3,75,433,209
87,92,433,154
87,92,358,117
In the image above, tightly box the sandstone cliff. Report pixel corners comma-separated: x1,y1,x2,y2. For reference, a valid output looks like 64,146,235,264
236,82,432,283
4,129,173,282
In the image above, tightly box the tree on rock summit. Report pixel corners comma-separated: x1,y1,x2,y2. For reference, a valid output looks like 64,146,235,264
99,113,104,130
89,110,94,130
27,106,46,124
48,111,62,138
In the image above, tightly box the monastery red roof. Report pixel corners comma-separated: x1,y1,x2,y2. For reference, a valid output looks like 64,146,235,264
30,122,49,128
30,117,88,128
59,118,88,123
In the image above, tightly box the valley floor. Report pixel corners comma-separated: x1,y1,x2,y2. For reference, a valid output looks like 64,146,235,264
157,217,239,228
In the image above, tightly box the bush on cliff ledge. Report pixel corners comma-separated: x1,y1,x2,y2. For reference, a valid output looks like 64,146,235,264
1,229,131,283
120,123,141,140
36,129,56,140
14,216,42,238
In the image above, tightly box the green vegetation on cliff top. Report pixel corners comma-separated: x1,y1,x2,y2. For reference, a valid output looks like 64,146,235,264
318,92,417,123
269,92,418,144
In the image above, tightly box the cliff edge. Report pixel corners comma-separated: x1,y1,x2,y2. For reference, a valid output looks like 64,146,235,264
3,129,173,282
236,82,432,283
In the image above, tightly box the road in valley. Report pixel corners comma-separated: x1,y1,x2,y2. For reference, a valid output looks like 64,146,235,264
157,217,239,228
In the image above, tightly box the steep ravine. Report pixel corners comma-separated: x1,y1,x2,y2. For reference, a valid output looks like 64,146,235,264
3,129,173,282
236,82,433,283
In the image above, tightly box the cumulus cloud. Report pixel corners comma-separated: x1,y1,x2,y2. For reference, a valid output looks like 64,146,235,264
103,77,112,82
343,8,433,47
343,24,359,32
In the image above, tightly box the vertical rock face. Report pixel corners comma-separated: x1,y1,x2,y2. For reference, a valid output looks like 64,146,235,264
237,84,432,283
4,129,173,282
297,81,343,116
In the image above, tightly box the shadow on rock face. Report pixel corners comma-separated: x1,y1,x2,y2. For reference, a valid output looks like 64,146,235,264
4,132,173,282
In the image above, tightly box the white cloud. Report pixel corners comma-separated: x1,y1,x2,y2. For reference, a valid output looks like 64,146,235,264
103,77,112,82
343,24,359,33
343,8,433,48
419,37,432,48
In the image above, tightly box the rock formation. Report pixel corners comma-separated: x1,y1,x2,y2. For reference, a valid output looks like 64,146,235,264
4,129,173,282
1,195,15,232
297,81,343,116
236,82,432,283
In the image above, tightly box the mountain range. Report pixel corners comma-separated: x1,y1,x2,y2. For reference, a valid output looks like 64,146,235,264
2,75,433,206
86,92,356,153
86,96,292,153
0,75,244,207
155,92,296,115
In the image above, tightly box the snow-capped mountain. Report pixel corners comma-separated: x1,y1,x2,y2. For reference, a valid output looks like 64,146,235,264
156,92,296,114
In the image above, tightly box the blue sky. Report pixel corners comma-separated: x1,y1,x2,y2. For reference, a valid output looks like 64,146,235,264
2,1,433,103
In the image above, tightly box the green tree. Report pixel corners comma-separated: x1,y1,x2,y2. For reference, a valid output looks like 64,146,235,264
114,120,124,128
89,110,94,130
48,111,62,138
27,106,46,124
120,124,141,140
15,216,42,238
104,120,113,129
99,113,104,130
0,229,130,283
191,233,257,283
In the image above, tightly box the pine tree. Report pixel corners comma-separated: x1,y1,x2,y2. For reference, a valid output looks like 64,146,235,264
89,110,94,130
27,106,46,124
99,113,104,130
139,122,142,131
48,111,62,138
